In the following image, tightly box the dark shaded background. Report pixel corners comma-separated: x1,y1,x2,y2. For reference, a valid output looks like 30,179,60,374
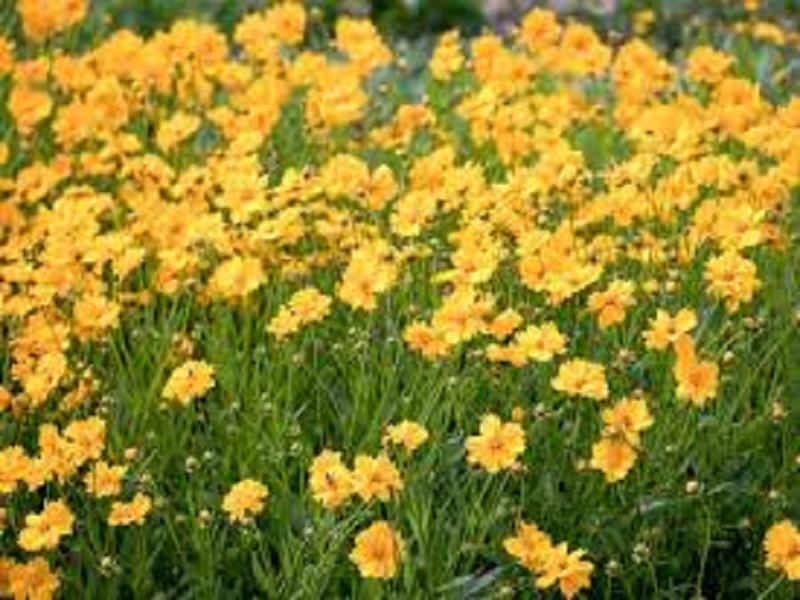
23,0,800,42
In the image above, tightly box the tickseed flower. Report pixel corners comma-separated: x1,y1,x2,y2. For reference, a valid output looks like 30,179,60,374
686,46,733,85
222,479,269,523
1,557,60,599
504,521,594,599
587,279,636,329
430,30,464,81
465,414,526,473
764,520,800,580
382,421,429,452
513,322,568,363
601,398,654,447
551,359,610,401
162,361,215,406
268,287,332,340
208,256,265,302
18,501,75,552
309,450,355,509
589,397,654,483
108,493,152,527
352,454,403,502
673,336,719,407
17,0,89,41
84,461,127,498
350,521,404,579
403,321,452,359
589,437,638,483
704,252,761,313
643,308,697,351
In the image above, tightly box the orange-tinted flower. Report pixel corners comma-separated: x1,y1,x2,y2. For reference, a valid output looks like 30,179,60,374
352,454,403,502
643,308,697,351
108,493,152,527
382,421,429,453
309,450,354,509
590,437,638,483
764,520,800,580
465,414,525,473
552,359,609,401
84,461,127,498
350,521,404,579
18,501,75,552
222,479,269,523
162,361,215,406
673,336,719,407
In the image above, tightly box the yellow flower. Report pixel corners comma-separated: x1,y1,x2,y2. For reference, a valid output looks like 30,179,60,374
601,398,654,447
349,521,404,579
673,336,719,407
308,450,354,509
686,46,733,86
431,286,494,345
517,9,561,53
589,437,638,483
17,0,89,41
4,558,60,600
0,386,12,413
64,416,107,464
557,22,611,76
465,414,525,473
505,521,594,599
764,520,800,580
8,85,52,135
156,112,201,152
265,2,306,46
353,454,403,502
162,361,215,406
305,67,368,129
18,501,75,553
704,252,761,313
222,479,269,523
382,421,429,452
267,287,332,341
536,543,595,600
504,521,553,573
290,288,333,322
485,343,528,367
403,322,452,360
208,256,265,302
551,359,609,401
335,18,392,74
513,322,568,363
337,244,397,311
108,493,152,527
430,31,464,81
84,461,127,498
0,37,14,75
487,309,523,340
587,280,636,329
643,308,697,351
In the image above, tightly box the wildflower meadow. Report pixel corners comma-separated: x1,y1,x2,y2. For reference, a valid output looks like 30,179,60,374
0,0,798,598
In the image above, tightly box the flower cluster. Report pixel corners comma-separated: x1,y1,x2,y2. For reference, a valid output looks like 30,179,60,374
308,447,408,509
0,0,796,596
505,521,594,599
